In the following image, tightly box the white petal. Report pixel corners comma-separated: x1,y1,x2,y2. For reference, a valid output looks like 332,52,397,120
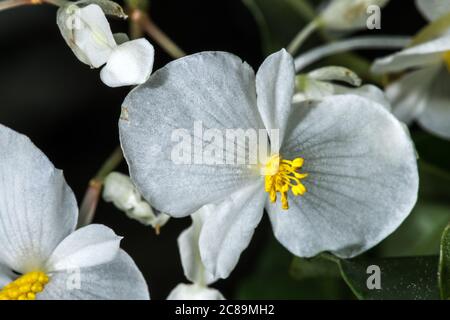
308,66,362,87
334,84,392,111
199,182,266,279
269,95,418,258
45,224,122,272
73,4,117,68
386,66,439,124
417,67,450,139
372,35,450,74
101,39,155,87
297,78,335,101
119,52,264,217
167,283,225,300
178,209,217,285
416,0,450,21
256,49,295,144
0,264,13,287
38,250,149,300
0,125,77,273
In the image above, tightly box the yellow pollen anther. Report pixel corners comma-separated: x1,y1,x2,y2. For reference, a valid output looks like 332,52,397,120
0,271,49,300
443,52,450,71
263,154,308,210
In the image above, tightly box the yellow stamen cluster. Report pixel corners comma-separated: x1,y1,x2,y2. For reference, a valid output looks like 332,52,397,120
0,271,49,300
443,52,450,71
264,154,308,210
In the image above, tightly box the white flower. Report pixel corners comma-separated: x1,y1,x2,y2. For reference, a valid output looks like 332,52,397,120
103,172,170,233
372,33,450,139
0,125,149,300
416,0,450,21
57,3,154,87
320,0,389,31
167,209,225,300
119,49,418,279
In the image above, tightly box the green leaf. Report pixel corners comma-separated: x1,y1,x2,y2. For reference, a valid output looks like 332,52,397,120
439,224,450,299
414,131,450,173
377,202,450,257
290,256,341,280
337,255,440,300
235,238,353,299
242,0,313,54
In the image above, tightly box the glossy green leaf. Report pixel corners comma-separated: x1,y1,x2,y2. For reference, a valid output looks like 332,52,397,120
337,255,440,300
439,224,450,299
290,256,341,280
377,202,450,257
242,0,313,54
235,239,353,299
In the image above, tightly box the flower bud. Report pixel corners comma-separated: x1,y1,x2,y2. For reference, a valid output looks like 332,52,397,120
103,172,170,232
57,1,154,87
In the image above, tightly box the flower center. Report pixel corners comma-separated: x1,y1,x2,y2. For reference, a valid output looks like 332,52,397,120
0,271,49,300
263,154,308,210
443,51,450,71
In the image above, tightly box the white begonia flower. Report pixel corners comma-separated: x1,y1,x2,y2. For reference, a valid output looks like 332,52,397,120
103,172,170,233
0,125,149,300
119,50,418,279
416,0,450,22
320,0,389,31
372,34,450,139
167,208,225,300
57,3,154,87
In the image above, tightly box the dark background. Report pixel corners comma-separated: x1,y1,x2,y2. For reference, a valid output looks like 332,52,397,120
0,0,425,299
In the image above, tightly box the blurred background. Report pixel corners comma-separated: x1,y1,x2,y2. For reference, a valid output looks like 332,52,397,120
0,0,448,299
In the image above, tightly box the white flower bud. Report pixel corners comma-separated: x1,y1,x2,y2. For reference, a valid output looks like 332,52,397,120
103,172,170,232
57,1,154,87
57,3,117,68
320,0,389,31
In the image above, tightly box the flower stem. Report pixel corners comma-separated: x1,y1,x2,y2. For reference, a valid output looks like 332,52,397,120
294,36,411,72
77,147,123,228
287,19,321,56
130,9,186,59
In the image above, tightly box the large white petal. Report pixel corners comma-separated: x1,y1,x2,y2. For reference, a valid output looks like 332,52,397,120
417,67,450,139
100,38,155,87
387,66,439,124
45,224,122,272
256,49,295,144
38,250,149,300
199,182,266,279
416,0,450,21
334,84,391,111
372,36,450,74
72,4,117,68
119,52,264,217
0,125,77,273
178,209,217,285
268,95,418,258
167,283,225,300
